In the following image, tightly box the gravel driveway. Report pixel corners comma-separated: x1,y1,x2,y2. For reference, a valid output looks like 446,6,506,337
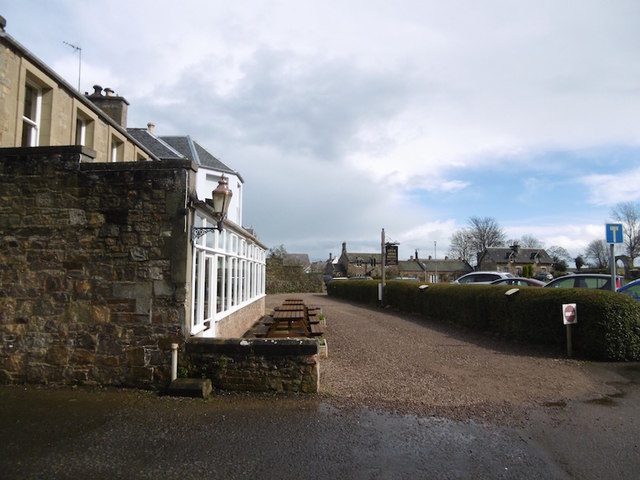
267,292,632,425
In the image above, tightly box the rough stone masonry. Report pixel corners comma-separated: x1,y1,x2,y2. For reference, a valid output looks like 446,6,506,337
0,146,195,387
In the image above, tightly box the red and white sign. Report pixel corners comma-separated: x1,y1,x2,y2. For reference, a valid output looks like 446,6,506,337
563,303,577,325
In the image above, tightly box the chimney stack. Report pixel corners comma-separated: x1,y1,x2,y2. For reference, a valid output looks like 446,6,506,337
86,84,129,128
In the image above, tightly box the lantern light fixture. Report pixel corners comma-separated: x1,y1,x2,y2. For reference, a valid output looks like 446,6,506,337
191,174,233,240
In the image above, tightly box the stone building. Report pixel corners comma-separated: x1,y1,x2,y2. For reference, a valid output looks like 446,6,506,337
0,18,268,388
336,242,382,278
418,256,473,283
477,245,554,277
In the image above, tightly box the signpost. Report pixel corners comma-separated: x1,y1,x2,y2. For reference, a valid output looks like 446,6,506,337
606,223,623,292
380,229,385,305
385,244,398,266
563,303,577,357
380,229,399,306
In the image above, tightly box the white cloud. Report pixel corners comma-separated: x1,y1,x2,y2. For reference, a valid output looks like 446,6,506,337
5,0,640,261
580,168,640,206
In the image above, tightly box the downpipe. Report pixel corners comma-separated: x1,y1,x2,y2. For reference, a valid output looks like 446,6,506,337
171,343,178,381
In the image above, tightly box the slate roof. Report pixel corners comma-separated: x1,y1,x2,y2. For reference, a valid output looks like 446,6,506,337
161,136,242,181
127,128,185,159
479,247,554,265
419,258,473,273
397,260,424,273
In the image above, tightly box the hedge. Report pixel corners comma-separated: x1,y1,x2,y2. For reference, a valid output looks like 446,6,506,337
328,279,640,361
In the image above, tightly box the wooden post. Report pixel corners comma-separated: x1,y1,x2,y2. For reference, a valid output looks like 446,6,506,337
381,228,385,306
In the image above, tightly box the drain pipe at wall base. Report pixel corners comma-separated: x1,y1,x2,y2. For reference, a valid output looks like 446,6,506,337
171,343,179,381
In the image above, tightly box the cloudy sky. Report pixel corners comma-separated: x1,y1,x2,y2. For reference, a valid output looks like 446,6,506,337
4,1,640,261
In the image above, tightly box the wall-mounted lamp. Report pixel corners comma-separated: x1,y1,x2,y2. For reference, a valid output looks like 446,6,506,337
192,174,233,240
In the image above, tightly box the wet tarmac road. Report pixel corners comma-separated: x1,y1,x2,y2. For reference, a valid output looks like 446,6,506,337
1,386,568,479
2,381,640,479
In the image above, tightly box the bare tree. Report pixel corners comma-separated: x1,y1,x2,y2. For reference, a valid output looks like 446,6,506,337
450,217,506,265
547,245,571,262
547,245,571,272
511,234,544,248
610,202,640,267
468,216,506,254
448,229,474,264
585,239,609,269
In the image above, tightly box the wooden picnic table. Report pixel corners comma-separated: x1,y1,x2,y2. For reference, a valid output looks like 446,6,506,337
260,300,325,339
272,309,308,332
274,304,306,312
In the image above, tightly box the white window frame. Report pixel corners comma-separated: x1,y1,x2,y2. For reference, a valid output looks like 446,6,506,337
76,117,86,146
190,213,266,337
22,82,42,147
110,135,124,162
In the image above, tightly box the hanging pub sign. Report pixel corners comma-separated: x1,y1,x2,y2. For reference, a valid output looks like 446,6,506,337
385,243,398,265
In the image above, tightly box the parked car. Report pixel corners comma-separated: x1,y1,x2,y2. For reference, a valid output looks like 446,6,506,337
543,273,622,290
489,277,546,287
533,272,554,282
617,278,640,302
451,271,514,284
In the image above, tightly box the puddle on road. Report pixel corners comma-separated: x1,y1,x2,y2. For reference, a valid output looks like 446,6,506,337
585,396,617,407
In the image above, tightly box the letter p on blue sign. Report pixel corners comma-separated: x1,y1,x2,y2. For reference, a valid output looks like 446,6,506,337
606,223,623,244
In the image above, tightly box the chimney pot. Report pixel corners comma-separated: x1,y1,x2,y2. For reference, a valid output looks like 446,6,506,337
147,122,155,134
104,87,115,97
92,85,103,96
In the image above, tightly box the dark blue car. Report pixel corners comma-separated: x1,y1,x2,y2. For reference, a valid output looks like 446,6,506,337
618,278,640,302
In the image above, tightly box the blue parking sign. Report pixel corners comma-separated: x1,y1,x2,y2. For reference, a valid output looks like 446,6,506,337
606,223,623,244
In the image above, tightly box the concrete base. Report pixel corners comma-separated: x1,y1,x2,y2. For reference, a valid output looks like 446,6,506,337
168,378,213,398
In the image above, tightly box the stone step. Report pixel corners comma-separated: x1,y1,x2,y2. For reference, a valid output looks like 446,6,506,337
167,378,212,398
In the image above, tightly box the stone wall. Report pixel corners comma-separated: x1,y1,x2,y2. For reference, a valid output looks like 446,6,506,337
0,146,195,387
185,338,319,393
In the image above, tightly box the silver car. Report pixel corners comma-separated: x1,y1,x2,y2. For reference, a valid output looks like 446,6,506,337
452,271,514,284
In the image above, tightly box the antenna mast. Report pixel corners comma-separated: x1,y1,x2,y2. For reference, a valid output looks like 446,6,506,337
63,41,82,91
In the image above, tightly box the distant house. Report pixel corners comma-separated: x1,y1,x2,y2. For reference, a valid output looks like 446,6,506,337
418,256,473,283
337,242,382,277
396,251,472,282
396,258,425,279
477,245,554,276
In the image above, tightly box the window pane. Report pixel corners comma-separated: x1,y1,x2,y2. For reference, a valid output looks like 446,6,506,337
23,85,37,119
217,256,225,312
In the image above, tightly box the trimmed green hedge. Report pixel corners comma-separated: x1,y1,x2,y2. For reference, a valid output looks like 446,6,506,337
326,279,380,306
328,280,640,361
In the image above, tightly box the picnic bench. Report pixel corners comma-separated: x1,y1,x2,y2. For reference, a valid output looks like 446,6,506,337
248,299,325,339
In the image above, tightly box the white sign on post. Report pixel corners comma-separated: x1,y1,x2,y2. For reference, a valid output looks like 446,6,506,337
563,303,577,325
